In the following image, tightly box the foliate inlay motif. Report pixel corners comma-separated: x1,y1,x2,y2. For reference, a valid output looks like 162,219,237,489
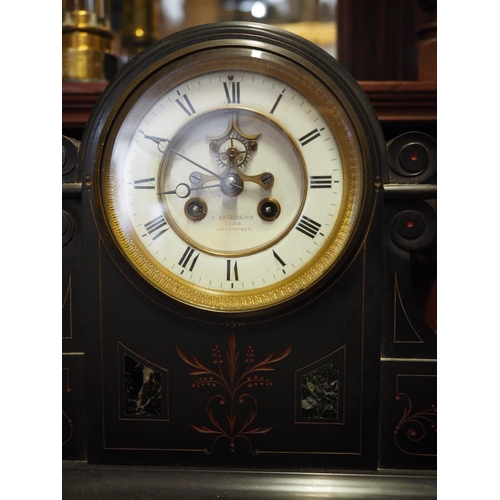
394,374,437,456
177,333,291,453
62,368,73,445
394,393,437,456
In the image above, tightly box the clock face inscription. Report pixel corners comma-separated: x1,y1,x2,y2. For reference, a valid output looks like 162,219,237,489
101,49,365,313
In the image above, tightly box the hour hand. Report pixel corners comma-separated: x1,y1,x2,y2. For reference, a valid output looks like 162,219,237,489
157,182,224,198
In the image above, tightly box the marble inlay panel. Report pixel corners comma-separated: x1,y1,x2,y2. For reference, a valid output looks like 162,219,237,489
295,346,345,424
124,354,162,416
300,357,340,419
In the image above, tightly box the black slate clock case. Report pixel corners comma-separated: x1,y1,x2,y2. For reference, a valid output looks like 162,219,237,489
62,22,437,472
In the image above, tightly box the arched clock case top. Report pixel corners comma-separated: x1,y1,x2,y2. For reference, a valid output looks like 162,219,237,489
80,22,387,322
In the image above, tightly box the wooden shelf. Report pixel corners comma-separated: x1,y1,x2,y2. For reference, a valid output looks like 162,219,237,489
62,81,436,130
62,82,108,129
359,81,436,122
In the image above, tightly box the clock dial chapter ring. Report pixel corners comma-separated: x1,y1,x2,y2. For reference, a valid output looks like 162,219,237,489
96,36,371,314
156,107,306,258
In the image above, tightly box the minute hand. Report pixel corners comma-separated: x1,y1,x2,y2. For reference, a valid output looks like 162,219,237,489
141,131,224,180
170,149,225,180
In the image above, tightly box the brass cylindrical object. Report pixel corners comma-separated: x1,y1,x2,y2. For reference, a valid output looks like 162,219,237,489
62,1,115,82
121,0,158,61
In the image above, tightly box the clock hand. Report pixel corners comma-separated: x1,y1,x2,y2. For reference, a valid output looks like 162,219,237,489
189,162,274,190
141,131,225,180
171,150,225,180
142,131,271,192
140,131,171,153
157,182,226,199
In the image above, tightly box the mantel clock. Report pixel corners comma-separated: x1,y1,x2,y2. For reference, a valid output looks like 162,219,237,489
62,22,437,480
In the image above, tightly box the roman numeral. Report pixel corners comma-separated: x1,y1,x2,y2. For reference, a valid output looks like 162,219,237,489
175,94,196,116
309,175,332,189
270,89,285,114
223,82,240,104
143,215,169,240
273,250,287,274
296,215,322,239
226,260,239,281
299,128,321,147
178,246,200,273
134,177,155,189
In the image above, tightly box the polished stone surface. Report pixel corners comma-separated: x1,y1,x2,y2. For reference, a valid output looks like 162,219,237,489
124,355,162,416
301,357,340,419
63,461,437,499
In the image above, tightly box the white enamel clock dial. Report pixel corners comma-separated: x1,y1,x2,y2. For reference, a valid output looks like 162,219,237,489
98,37,369,314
